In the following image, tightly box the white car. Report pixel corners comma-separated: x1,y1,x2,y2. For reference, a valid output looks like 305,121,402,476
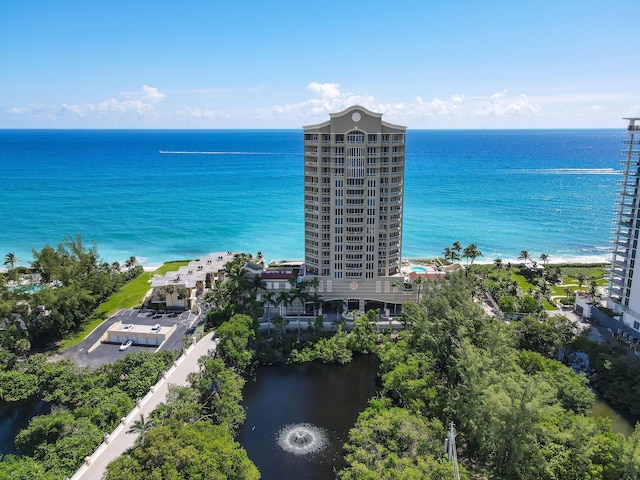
119,339,133,351
123,324,134,331
151,324,160,331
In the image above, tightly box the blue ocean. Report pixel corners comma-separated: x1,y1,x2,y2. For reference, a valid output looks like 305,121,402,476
0,129,623,269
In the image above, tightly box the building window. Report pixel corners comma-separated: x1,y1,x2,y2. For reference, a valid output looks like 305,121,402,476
347,131,365,144
635,321,640,330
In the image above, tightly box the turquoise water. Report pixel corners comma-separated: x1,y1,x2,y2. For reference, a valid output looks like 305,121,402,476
0,129,622,268
411,266,428,273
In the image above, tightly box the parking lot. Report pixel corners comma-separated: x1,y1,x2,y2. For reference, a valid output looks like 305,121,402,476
54,308,200,368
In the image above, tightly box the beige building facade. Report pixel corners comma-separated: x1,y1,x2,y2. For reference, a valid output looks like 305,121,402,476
302,105,409,314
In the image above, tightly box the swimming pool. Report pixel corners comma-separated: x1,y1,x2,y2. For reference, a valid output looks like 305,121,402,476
410,266,427,274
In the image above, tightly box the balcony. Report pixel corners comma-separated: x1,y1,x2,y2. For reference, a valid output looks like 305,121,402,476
609,284,624,297
628,126,640,131
621,157,640,167
612,228,632,237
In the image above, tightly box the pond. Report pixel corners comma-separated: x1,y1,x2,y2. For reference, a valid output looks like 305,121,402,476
592,396,635,437
0,398,51,455
237,355,380,480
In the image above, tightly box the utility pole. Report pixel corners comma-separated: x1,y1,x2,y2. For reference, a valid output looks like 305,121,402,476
444,421,461,480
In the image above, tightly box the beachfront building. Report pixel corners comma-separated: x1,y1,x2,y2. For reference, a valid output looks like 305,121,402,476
148,252,236,311
607,118,640,331
301,105,410,314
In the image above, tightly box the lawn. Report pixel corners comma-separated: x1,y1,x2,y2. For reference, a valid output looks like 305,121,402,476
58,261,189,350
510,269,537,293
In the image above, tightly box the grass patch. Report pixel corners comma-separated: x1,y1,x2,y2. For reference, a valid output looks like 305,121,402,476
58,260,190,350
561,264,608,281
510,269,537,293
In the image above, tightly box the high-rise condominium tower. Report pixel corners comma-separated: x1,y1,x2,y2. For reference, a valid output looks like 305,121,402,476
608,117,640,330
303,105,406,281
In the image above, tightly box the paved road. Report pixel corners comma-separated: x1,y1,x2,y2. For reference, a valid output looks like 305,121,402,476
71,331,217,480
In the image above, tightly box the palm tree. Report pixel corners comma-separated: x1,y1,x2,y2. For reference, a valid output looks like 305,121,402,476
255,251,264,264
538,279,550,299
452,241,462,256
575,273,586,292
3,252,18,270
309,292,323,318
494,258,503,271
413,276,426,302
276,291,292,319
261,291,277,331
518,250,531,267
586,279,600,303
332,299,347,324
165,284,175,307
128,414,153,447
462,244,483,268
442,247,460,263
291,288,309,333
391,279,402,316
177,287,189,308
307,276,320,293
251,274,266,297
124,256,138,270
539,253,549,268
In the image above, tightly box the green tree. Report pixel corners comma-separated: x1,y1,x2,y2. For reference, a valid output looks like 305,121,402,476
494,257,503,271
413,275,426,302
462,243,483,269
4,252,18,270
215,314,255,372
518,249,531,267
124,256,138,270
127,414,153,447
104,422,259,480
340,401,466,480
443,246,460,263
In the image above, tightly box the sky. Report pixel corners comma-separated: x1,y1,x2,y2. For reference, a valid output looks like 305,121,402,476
1,1,639,129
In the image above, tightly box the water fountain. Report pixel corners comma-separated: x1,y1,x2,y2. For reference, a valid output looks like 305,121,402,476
277,423,328,455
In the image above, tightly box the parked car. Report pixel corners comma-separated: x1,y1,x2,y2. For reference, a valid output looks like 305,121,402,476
119,339,133,351
151,324,160,331
122,324,133,331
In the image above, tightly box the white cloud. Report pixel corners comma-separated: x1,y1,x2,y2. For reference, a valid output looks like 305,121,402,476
61,104,83,116
3,85,166,125
269,84,543,126
141,85,166,102
473,91,541,117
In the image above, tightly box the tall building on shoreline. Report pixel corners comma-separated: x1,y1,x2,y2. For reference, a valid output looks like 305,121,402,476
608,117,640,330
302,105,408,312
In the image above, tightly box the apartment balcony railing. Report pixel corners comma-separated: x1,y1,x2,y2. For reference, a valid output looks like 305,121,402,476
612,227,632,237
621,150,640,156
609,285,624,297
628,125,640,131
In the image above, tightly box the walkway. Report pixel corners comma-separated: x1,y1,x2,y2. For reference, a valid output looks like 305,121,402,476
70,331,218,480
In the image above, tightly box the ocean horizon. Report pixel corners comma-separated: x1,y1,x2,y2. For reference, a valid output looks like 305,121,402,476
0,128,622,270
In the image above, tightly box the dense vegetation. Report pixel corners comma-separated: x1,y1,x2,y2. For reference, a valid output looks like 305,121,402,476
0,235,144,353
336,273,640,479
0,351,175,479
